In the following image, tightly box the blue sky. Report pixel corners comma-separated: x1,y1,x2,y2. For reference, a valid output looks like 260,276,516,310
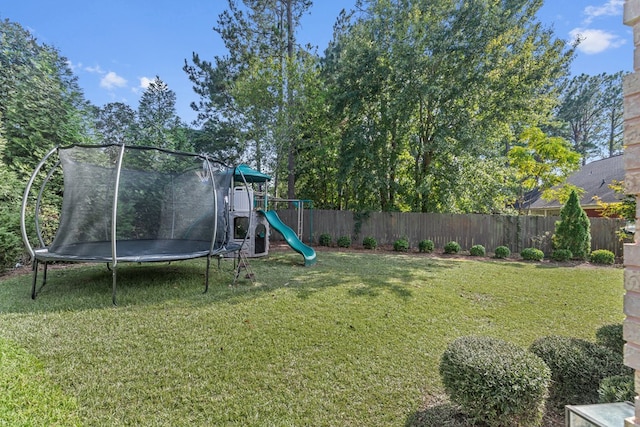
1,0,632,124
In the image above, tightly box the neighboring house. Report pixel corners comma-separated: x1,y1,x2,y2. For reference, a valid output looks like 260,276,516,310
527,155,624,217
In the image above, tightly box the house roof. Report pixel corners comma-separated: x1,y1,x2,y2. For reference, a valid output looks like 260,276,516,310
528,155,624,210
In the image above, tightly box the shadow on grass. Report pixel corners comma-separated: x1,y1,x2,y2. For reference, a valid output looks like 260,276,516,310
0,250,461,314
405,399,469,427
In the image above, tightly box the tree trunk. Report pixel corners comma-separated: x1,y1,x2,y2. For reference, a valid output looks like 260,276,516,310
286,0,296,200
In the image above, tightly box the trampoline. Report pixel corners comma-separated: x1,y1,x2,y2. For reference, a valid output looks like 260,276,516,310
21,144,247,304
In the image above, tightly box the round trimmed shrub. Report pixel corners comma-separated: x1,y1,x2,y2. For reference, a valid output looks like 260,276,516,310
418,239,434,253
440,336,551,427
336,235,351,248
598,375,635,403
551,249,572,262
596,324,624,356
393,238,409,252
362,236,377,250
521,248,544,261
444,241,461,254
590,249,615,265
494,246,511,259
529,336,628,408
318,233,332,247
469,244,486,257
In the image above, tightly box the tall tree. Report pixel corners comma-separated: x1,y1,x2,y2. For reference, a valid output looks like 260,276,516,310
137,76,190,151
0,19,91,178
326,0,573,212
508,126,581,212
554,71,626,163
94,102,138,145
556,74,605,164
599,71,625,158
185,0,312,197
0,114,25,272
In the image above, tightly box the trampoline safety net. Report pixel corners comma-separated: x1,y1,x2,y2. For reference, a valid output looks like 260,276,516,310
21,144,237,304
48,145,233,261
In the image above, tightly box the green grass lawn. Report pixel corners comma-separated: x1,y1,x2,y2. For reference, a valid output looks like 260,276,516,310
0,250,624,426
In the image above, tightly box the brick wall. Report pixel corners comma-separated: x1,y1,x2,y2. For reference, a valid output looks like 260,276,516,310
623,1,640,425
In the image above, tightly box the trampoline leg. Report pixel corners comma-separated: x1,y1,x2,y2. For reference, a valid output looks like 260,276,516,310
112,267,118,306
31,260,39,299
204,256,211,294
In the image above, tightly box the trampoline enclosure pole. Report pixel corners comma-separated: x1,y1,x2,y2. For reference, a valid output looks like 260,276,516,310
21,145,59,260
111,144,126,305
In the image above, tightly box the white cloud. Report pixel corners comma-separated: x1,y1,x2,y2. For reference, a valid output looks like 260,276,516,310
584,0,624,24
85,65,105,74
66,60,79,72
139,76,153,89
100,71,127,89
570,27,626,54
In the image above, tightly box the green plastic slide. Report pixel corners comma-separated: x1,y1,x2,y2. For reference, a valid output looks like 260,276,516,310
258,210,316,266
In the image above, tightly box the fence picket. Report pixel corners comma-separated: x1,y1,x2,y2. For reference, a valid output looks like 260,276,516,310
273,209,626,258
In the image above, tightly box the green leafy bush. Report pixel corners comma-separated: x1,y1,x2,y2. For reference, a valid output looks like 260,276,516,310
529,336,628,408
596,324,624,356
552,190,591,260
440,336,551,427
393,238,409,252
598,375,635,403
0,165,26,273
362,236,377,250
337,235,351,248
494,246,511,259
418,239,434,253
521,248,544,261
469,245,485,257
318,233,332,247
590,249,615,265
551,249,572,262
0,221,22,273
444,241,460,254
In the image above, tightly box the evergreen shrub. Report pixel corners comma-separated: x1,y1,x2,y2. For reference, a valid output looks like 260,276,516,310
337,235,351,248
521,248,544,261
590,249,615,265
444,241,461,254
598,375,635,403
494,246,511,259
469,245,485,257
595,324,624,356
418,239,434,253
318,233,332,247
362,236,377,250
393,238,409,252
440,336,551,427
0,166,26,273
552,190,591,260
551,249,572,262
529,336,628,408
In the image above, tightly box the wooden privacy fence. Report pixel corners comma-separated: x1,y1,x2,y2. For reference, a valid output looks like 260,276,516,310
274,209,627,258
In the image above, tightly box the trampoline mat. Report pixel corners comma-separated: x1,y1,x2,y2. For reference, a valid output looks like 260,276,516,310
35,239,221,263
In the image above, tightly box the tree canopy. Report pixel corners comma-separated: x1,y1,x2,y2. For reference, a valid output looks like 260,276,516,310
1,5,628,216
322,0,574,212
0,19,91,178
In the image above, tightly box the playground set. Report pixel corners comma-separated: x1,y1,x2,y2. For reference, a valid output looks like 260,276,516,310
21,144,316,304
228,165,316,266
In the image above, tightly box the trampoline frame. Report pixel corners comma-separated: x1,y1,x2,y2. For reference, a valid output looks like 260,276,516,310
21,144,252,305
